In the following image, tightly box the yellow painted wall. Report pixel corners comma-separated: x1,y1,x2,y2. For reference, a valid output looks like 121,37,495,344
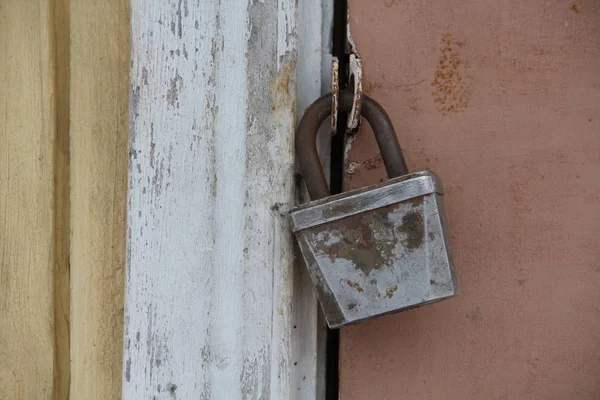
0,0,129,398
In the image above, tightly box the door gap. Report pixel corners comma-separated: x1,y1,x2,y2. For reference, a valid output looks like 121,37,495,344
326,0,348,398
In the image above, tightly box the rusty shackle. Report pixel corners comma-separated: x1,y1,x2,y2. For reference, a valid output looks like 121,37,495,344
296,90,409,200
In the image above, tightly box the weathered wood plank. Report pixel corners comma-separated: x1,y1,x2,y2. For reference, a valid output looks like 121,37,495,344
69,0,130,398
1,1,129,398
123,0,320,398
0,1,56,398
293,0,332,398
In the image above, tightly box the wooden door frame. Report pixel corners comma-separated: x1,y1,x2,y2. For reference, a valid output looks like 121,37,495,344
123,1,332,398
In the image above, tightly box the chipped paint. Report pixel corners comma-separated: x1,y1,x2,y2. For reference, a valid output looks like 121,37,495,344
331,57,339,135
345,1,362,136
124,0,323,398
313,208,396,275
397,212,425,250
346,280,364,293
294,185,457,328
347,53,363,130
345,153,383,177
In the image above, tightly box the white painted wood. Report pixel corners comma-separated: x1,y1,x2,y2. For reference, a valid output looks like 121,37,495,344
123,0,331,398
292,2,332,399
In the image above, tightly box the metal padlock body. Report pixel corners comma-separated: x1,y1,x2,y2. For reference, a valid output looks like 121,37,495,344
291,92,457,328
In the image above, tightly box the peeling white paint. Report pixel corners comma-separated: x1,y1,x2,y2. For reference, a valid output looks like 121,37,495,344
124,0,330,398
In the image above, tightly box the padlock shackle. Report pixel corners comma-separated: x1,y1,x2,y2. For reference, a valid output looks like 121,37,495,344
296,90,408,200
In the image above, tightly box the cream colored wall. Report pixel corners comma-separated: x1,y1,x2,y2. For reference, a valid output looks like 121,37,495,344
0,0,128,398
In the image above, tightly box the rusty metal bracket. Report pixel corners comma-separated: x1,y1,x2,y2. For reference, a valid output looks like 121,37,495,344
330,57,340,136
346,53,363,131
330,53,362,135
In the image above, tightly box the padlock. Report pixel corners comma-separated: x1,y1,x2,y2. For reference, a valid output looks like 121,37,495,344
290,91,457,328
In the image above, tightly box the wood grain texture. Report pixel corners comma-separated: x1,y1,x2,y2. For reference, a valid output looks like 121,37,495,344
69,0,130,398
341,0,600,399
0,1,56,398
123,0,319,398
1,1,128,398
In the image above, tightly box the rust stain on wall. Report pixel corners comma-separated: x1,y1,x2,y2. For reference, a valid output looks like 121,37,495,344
345,153,383,177
569,3,580,14
269,59,297,113
431,34,472,115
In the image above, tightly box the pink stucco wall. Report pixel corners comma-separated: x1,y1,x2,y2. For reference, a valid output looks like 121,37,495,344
340,1,600,398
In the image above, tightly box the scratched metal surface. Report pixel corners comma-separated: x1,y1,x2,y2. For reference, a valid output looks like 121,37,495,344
295,186,456,328
291,171,442,231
